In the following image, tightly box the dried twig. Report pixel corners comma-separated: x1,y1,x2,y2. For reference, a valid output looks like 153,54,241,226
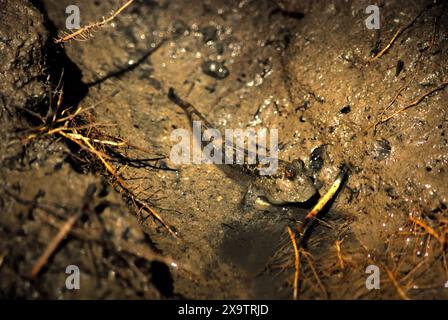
19,83,177,239
369,29,402,63
335,240,345,270
368,6,428,62
402,259,427,285
301,250,328,298
429,0,447,51
363,84,407,132
297,166,347,245
30,184,96,278
377,80,448,125
25,197,182,270
383,264,410,300
30,214,80,278
287,226,300,300
0,253,4,270
305,168,346,221
54,0,135,44
409,215,444,245
59,130,178,238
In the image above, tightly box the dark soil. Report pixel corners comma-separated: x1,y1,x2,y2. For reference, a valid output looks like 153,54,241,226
1,0,447,299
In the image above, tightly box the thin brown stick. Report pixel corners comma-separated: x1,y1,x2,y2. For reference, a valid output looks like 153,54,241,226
35,206,184,271
30,213,81,278
409,215,444,245
57,131,178,238
133,197,179,238
369,29,401,63
304,169,346,221
373,80,448,127
335,240,345,270
364,85,407,132
51,83,64,124
301,250,328,298
58,131,113,160
368,6,428,62
383,265,410,300
54,0,135,44
296,167,346,243
0,252,5,270
62,132,127,147
287,226,300,300
293,167,347,258
442,252,448,278
429,0,446,51
402,259,427,284
30,185,97,278
83,138,177,238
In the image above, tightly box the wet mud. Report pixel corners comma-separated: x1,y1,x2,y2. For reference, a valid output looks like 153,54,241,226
1,0,448,299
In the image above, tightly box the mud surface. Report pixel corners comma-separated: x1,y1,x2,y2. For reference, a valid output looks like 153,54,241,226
1,0,448,299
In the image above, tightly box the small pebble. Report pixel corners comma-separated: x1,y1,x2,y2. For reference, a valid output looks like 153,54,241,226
202,60,229,79
309,145,326,172
340,105,351,114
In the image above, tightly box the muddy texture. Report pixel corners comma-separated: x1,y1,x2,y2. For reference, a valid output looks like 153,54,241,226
0,0,48,157
0,0,47,114
1,0,448,299
0,0,168,299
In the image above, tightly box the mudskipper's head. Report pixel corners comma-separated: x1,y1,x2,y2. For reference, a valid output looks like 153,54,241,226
257,159,317,205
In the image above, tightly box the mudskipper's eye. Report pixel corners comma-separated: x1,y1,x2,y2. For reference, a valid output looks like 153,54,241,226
285,165,297,180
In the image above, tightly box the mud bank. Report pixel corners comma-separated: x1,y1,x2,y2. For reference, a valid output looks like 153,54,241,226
1,0,447,299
